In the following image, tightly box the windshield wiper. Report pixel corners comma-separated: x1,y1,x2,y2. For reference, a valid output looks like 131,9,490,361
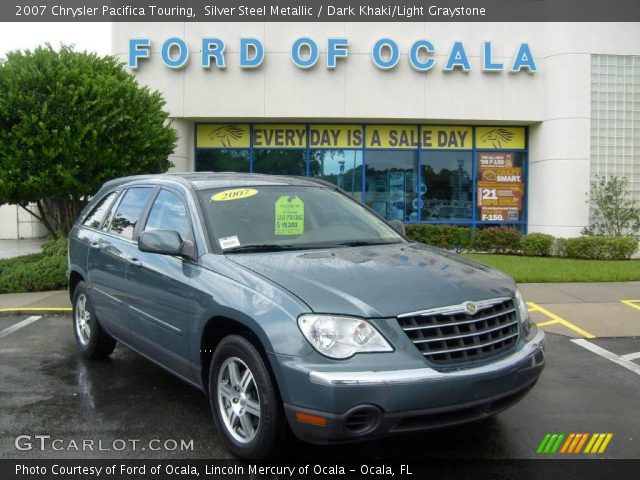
223,244,304,254
335,240,401,247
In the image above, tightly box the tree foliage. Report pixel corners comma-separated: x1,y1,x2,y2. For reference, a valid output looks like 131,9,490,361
583,176,640,238
0,45,177,237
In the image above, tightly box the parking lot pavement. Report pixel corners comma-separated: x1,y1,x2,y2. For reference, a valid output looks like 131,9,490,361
1,313,639,460
518,282,640,339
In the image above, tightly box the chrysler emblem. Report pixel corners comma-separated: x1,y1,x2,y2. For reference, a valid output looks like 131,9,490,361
464,302,478,315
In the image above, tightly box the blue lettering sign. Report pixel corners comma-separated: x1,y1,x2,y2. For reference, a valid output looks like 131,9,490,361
327,38,349,69
291,37,319,69
161,37,189,69
240,38,264,69
128,38,150,69
512,43,537,72
201,38,226,69
372,38,399,70
483,42,504,71
409,40,436,71
444,42,471,71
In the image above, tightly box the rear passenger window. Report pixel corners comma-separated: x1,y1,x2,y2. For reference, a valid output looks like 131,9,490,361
82,191,118,229
108,187,153,239
144,190,191,240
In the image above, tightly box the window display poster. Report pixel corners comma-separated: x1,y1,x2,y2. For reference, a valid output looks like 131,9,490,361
476,153,524,222
388,171,406,221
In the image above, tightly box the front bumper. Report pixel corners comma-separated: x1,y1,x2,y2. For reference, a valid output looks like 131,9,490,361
283,328,545,443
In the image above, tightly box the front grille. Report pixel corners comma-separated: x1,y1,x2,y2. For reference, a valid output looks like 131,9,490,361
397,297,519,366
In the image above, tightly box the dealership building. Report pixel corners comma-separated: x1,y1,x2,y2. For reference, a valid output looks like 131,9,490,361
2,22,639,239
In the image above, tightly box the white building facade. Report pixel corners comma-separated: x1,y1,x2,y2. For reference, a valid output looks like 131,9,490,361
9,22,639,240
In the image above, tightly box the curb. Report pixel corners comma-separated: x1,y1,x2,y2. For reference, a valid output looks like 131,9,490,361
0,307,72,313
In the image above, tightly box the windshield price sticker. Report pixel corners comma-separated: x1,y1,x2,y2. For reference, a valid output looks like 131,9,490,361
275,196,304,235
219,235,240,249
211,188,258,202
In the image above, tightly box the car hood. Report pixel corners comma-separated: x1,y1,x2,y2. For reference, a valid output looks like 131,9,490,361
226,242,515,318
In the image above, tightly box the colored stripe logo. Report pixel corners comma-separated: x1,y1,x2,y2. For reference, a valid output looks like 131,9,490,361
537,433,613,454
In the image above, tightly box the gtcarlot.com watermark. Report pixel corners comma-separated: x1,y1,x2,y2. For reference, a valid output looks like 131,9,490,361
15,435,194,452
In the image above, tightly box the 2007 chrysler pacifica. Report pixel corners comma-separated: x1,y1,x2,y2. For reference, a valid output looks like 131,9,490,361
68,172,545,458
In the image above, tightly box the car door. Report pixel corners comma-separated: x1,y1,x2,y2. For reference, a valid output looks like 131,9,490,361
87,186,155,343
125,187,194,379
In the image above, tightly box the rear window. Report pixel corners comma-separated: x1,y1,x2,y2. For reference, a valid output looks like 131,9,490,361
82,191,119,229
107,187,154,240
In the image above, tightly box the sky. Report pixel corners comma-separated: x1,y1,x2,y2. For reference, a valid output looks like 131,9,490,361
0,22,111,58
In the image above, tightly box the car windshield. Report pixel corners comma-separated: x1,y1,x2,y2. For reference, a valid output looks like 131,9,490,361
199,185,405,252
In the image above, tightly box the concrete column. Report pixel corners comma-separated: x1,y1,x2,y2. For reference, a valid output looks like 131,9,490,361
168,118,194,172
527,36,592,237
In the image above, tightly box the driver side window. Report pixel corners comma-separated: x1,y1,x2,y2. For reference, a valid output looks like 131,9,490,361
144,190,191,241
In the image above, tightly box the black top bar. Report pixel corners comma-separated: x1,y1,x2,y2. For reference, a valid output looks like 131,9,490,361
3,0,640,22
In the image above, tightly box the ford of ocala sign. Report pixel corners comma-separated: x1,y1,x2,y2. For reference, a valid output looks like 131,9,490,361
128,37,537,73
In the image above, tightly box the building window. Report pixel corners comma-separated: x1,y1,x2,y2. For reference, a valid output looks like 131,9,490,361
421,151,473,222
253,149,306,175
364,151,418,222
591,55,640,207
310,150,363,201
194,123,528,228
196,149,250,172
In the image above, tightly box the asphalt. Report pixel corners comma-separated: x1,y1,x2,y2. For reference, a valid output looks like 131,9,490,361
1,312,639,460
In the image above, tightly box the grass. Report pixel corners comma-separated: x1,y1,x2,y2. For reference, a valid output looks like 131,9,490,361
0,238,67,293
464,254,640,283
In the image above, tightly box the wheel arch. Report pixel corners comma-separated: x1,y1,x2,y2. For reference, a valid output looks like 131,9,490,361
68,270,85,301
199,315,285,401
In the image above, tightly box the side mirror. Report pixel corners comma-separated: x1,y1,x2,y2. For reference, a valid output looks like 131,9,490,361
138,230,184,256
388,220,406,236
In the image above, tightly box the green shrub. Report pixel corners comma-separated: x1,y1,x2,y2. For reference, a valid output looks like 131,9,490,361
520,233,555,257
557,236,638,260
405,224,473,250
0,238,68,293
603,236,638,260
475,226,523,254
41,237,68,257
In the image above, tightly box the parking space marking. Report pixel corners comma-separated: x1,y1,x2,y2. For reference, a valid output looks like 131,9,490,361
572,339,640,376
527,301,596,339
0,307,71,313
0,315,42,339
620,300,640,312
619,351,640,361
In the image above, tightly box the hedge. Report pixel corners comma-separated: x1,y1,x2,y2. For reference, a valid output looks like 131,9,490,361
557,236,638,260
519,233,555,257
405,224,638,260
0,238,68,294
474,227,523,254
404,225,473,250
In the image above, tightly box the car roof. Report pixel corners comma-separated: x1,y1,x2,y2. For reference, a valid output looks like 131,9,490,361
100,172,335,192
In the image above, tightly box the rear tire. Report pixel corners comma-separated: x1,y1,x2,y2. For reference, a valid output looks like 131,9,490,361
209,335,286,459
72,281,116,359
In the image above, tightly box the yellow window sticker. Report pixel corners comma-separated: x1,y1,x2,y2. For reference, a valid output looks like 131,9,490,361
211,188,258,202
275,196,304,235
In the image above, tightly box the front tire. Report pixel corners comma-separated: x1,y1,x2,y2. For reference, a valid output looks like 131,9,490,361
209,335,285,459
72,281,116,359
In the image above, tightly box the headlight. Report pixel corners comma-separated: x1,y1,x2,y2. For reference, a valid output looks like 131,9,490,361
515,289,532,334
297,314,393,359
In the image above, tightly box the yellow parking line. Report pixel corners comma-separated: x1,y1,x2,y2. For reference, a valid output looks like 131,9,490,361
535,320,559,327
527,301,596,339
620,300,640,312
0,307,72,313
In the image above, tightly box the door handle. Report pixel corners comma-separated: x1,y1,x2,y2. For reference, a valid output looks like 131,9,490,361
128,257,142,267
90,241,101,250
